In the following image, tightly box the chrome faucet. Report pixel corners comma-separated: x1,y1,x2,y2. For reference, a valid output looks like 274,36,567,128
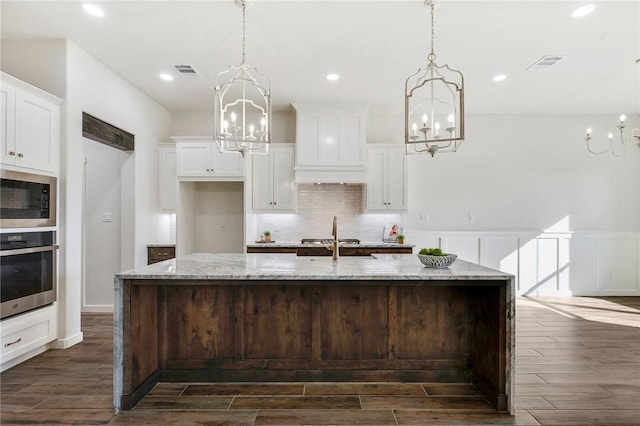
327,215,339,262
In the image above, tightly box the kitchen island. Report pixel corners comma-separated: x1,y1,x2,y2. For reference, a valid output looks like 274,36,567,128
114,253,514,414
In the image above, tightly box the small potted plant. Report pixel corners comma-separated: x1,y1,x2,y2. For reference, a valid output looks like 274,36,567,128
263,231,272,242
397,234,405,244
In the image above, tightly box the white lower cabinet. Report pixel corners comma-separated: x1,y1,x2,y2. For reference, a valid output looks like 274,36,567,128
366,144,407,211
173,137,244,180
0,304,58,372
1,72,62,174
252,144,296,211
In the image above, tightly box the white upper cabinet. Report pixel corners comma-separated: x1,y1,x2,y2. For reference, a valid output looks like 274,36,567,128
291,103,369,184
158,144,177,211
252,144,296,211
1,73,62,174
366,144,407,212
172,137,244,180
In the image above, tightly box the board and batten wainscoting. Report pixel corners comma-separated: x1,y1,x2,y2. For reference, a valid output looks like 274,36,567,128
407,231,639,296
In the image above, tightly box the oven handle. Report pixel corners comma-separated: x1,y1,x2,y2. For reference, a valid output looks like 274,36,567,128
0,245,59,257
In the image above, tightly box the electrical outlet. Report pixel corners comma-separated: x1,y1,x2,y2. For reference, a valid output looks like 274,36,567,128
468,212,476,223
102,212,113,222
420,212,430,222
219,224,226,232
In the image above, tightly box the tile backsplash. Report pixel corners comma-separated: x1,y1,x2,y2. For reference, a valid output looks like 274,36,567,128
255,184,403,242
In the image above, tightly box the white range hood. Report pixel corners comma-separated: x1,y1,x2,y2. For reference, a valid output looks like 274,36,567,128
292,103,369,184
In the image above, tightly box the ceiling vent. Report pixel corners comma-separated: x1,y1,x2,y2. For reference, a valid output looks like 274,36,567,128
527,55,567,71
172,64,198,76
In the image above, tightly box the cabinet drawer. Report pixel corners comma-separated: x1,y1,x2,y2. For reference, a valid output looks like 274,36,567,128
1,319,51,359
147,246,175,265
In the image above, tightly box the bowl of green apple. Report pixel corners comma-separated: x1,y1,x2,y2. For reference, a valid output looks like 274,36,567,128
417,248,457,269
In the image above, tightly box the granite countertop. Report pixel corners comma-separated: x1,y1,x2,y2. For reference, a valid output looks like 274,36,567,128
146,243,176,247
116,253,513,281
246,241,415,248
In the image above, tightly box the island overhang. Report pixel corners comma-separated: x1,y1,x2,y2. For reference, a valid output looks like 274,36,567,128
114,253,515,414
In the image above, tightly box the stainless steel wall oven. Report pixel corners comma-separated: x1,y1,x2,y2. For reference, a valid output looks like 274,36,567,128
0,170,56,228
0,231,57,319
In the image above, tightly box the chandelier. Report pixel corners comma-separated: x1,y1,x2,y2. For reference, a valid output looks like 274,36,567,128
214,0,271,156
405,0,465,157
584,115,640,156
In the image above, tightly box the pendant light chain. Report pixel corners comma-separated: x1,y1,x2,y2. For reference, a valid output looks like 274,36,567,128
428,1,436,63
241,0,247,64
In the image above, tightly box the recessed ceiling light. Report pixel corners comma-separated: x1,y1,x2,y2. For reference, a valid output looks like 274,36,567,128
492,74,507,82
326,73,340,81
571,4,595,18
82,3,104,17
159,73,174,81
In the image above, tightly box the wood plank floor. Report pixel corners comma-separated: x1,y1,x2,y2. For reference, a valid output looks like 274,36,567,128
1,296,639,425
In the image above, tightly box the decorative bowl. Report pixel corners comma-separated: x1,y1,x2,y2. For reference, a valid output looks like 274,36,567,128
417,253,457,269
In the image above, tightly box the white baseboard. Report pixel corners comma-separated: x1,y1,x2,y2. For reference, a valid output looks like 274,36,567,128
50,331,83,349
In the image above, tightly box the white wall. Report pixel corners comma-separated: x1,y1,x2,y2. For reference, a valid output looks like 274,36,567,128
177,181,244,254
1,40,172,342
171,111,296,143
65,41,171,316
0,40,67,99
401,114,639,233
82,138,128,311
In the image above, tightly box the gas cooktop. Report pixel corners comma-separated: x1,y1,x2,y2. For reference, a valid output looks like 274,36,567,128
300,238,361,245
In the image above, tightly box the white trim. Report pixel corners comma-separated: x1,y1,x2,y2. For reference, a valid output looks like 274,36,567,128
405,230,640,296
50,331,83,349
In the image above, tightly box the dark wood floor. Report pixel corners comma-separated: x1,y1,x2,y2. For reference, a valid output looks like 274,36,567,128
1,296,639,425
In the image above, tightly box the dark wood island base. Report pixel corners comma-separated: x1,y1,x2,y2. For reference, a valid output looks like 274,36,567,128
115,275,513,413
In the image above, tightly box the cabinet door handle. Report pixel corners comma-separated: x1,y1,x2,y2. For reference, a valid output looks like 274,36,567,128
17,153,24,158
8,151,16,156
4,337,22,347
156,252,169,256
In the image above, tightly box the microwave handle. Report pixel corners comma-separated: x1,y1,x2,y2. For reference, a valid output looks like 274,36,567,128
0,244,59,257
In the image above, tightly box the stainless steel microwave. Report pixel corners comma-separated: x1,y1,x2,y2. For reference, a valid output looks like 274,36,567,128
0,170,56,228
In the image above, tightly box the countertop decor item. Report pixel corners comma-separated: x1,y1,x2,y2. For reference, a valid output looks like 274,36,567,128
405,0,465,157
383,224,403,242
418,253,457,268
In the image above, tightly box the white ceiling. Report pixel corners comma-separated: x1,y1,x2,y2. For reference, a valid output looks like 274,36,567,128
1,0,638,115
